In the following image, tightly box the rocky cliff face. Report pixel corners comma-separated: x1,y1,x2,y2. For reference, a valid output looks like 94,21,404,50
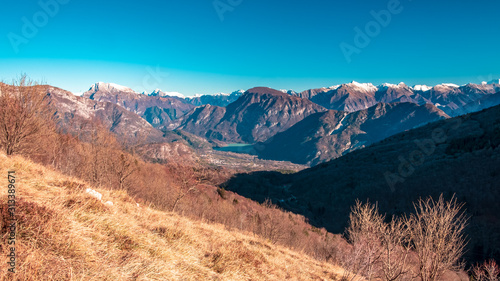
257,102,449,165
171,87,327,143
82,82,195,128
47,85,165,143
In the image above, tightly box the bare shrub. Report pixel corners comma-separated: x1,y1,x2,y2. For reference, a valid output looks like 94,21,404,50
379,217,412,281
110,152,138,190
342,200,385,281
260,200,288,244
406,195,468,281
168,165,199,212
473,260,500,281
0,75,56,156
342,196,467,281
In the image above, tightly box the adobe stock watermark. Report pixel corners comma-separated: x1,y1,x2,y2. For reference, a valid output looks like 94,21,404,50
7,0,70,54
213,0,243,22
340,0,407,63
131,65,170,94
7,171,17,274
384,117,464,192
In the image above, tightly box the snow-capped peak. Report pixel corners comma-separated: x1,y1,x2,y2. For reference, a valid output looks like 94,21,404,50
412,85,432,91
379,82,407,89
189,90,244,98
90,82,135,93
150,89,185,99
280,89,297,94
439,83,460,88
213,92,231,96
347,81,377,91
215,90,245,96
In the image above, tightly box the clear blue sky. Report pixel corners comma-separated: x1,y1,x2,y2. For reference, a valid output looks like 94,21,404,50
1,0,499,96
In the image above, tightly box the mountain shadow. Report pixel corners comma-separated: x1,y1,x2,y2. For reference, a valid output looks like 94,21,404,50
222,104,500,265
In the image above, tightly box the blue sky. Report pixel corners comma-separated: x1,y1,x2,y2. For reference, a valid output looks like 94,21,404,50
1,0,499,96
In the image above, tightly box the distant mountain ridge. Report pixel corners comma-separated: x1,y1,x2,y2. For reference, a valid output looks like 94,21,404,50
79,80,500,117
290,81,500,116
82,82,196,128
169,87,326,143
46,85,166,143
79,80,500,130
256,102,449,165
76,81,500,165
185,90,245,107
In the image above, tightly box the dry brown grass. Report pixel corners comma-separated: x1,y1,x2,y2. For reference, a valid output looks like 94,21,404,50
0,153,344,280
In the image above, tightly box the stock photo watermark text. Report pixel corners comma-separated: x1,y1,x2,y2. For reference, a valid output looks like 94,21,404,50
340,0,406,63
7,0,70,54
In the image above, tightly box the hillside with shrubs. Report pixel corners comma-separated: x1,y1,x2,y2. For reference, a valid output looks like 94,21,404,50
0,153,347,280
1,77,499,280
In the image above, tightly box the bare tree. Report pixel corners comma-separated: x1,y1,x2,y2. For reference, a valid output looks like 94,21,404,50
260,199,287,244
379,217,412,281
77,121,119,187
0,75,55,156
110,152,138,190
170,165,198,212
342,200,385,281
406,195,468,281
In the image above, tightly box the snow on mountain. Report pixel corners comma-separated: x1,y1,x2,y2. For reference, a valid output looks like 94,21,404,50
231,89,245,95
165,92,185,98
347,81,378,92
439,83,460,88
150,89,186,99
215,90,245,96
87,82,187,99
90,82,135,93
214,92,231,96
280,89,300,95
379,82,407,90
412,85,432,91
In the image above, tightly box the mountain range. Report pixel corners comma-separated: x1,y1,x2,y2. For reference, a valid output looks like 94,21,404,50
7,77,500,266
168,87,326,144
185,90,245,107
255,102,448,165
47,85,166,143
289,81,500,116
222,103,500,263
82,82,195,128
55,79,500,166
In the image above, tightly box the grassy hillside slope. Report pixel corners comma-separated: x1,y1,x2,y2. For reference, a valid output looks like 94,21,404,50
0,153,343,280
